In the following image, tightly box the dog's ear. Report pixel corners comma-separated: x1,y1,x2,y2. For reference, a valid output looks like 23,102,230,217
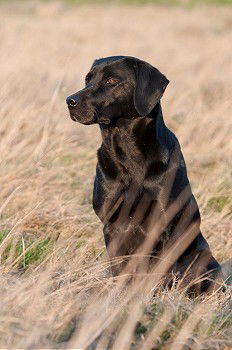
133,60,169,116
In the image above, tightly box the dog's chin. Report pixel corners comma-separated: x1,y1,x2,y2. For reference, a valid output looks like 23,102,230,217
69,112,96,125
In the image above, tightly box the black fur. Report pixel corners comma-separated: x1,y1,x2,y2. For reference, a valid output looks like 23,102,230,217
66,56,222,294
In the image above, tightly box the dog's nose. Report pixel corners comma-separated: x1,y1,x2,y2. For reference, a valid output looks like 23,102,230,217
66,97,78,107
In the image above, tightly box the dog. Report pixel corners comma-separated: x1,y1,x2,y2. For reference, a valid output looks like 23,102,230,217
66,56,223,295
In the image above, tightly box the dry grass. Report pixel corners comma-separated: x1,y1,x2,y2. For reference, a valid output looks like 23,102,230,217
0,1,232,349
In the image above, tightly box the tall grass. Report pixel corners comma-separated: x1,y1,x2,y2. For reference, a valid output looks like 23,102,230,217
0,1,231,348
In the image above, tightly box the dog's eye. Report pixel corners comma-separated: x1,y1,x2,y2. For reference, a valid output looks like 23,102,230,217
105,78,119,86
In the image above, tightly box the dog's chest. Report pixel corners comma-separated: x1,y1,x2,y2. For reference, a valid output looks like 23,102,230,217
98,125,170,196
111,128,145,177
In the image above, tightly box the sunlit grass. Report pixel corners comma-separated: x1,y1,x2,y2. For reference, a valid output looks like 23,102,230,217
0,1,231,348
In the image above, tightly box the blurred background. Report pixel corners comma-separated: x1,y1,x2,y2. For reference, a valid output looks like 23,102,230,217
0,0,231,348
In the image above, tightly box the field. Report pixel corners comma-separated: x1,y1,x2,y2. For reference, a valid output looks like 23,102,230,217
0,1,232,349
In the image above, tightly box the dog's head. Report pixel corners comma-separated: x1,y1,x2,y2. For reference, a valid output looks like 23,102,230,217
66,56,169,125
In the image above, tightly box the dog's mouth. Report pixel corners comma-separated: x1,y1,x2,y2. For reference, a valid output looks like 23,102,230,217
68,105,117,126
68,109,97,125
69,111,113,126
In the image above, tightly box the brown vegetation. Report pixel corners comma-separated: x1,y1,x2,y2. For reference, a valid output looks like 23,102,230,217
0,1,231,349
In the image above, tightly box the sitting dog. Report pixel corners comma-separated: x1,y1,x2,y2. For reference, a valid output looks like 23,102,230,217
66,56,222,294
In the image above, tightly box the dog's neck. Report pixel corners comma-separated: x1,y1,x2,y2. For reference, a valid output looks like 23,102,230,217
99,102,167,145
97,103,173,185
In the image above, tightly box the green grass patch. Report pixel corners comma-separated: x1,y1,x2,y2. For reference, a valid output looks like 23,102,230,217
76,239,87,248
217,177,232,192
0,230,12,262
207,195,230,212
135,321,147,338
0,230,8,243
18,238,52,270
0,231,53,271
55,318,77,343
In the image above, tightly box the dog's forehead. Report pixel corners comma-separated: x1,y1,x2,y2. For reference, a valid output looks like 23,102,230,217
92,56,126,68
88,56,135,78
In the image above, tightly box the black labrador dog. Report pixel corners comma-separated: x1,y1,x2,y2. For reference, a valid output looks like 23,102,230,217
66,56,222,294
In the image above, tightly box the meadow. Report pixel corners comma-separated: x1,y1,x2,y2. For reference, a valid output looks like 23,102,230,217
0,1,231,349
